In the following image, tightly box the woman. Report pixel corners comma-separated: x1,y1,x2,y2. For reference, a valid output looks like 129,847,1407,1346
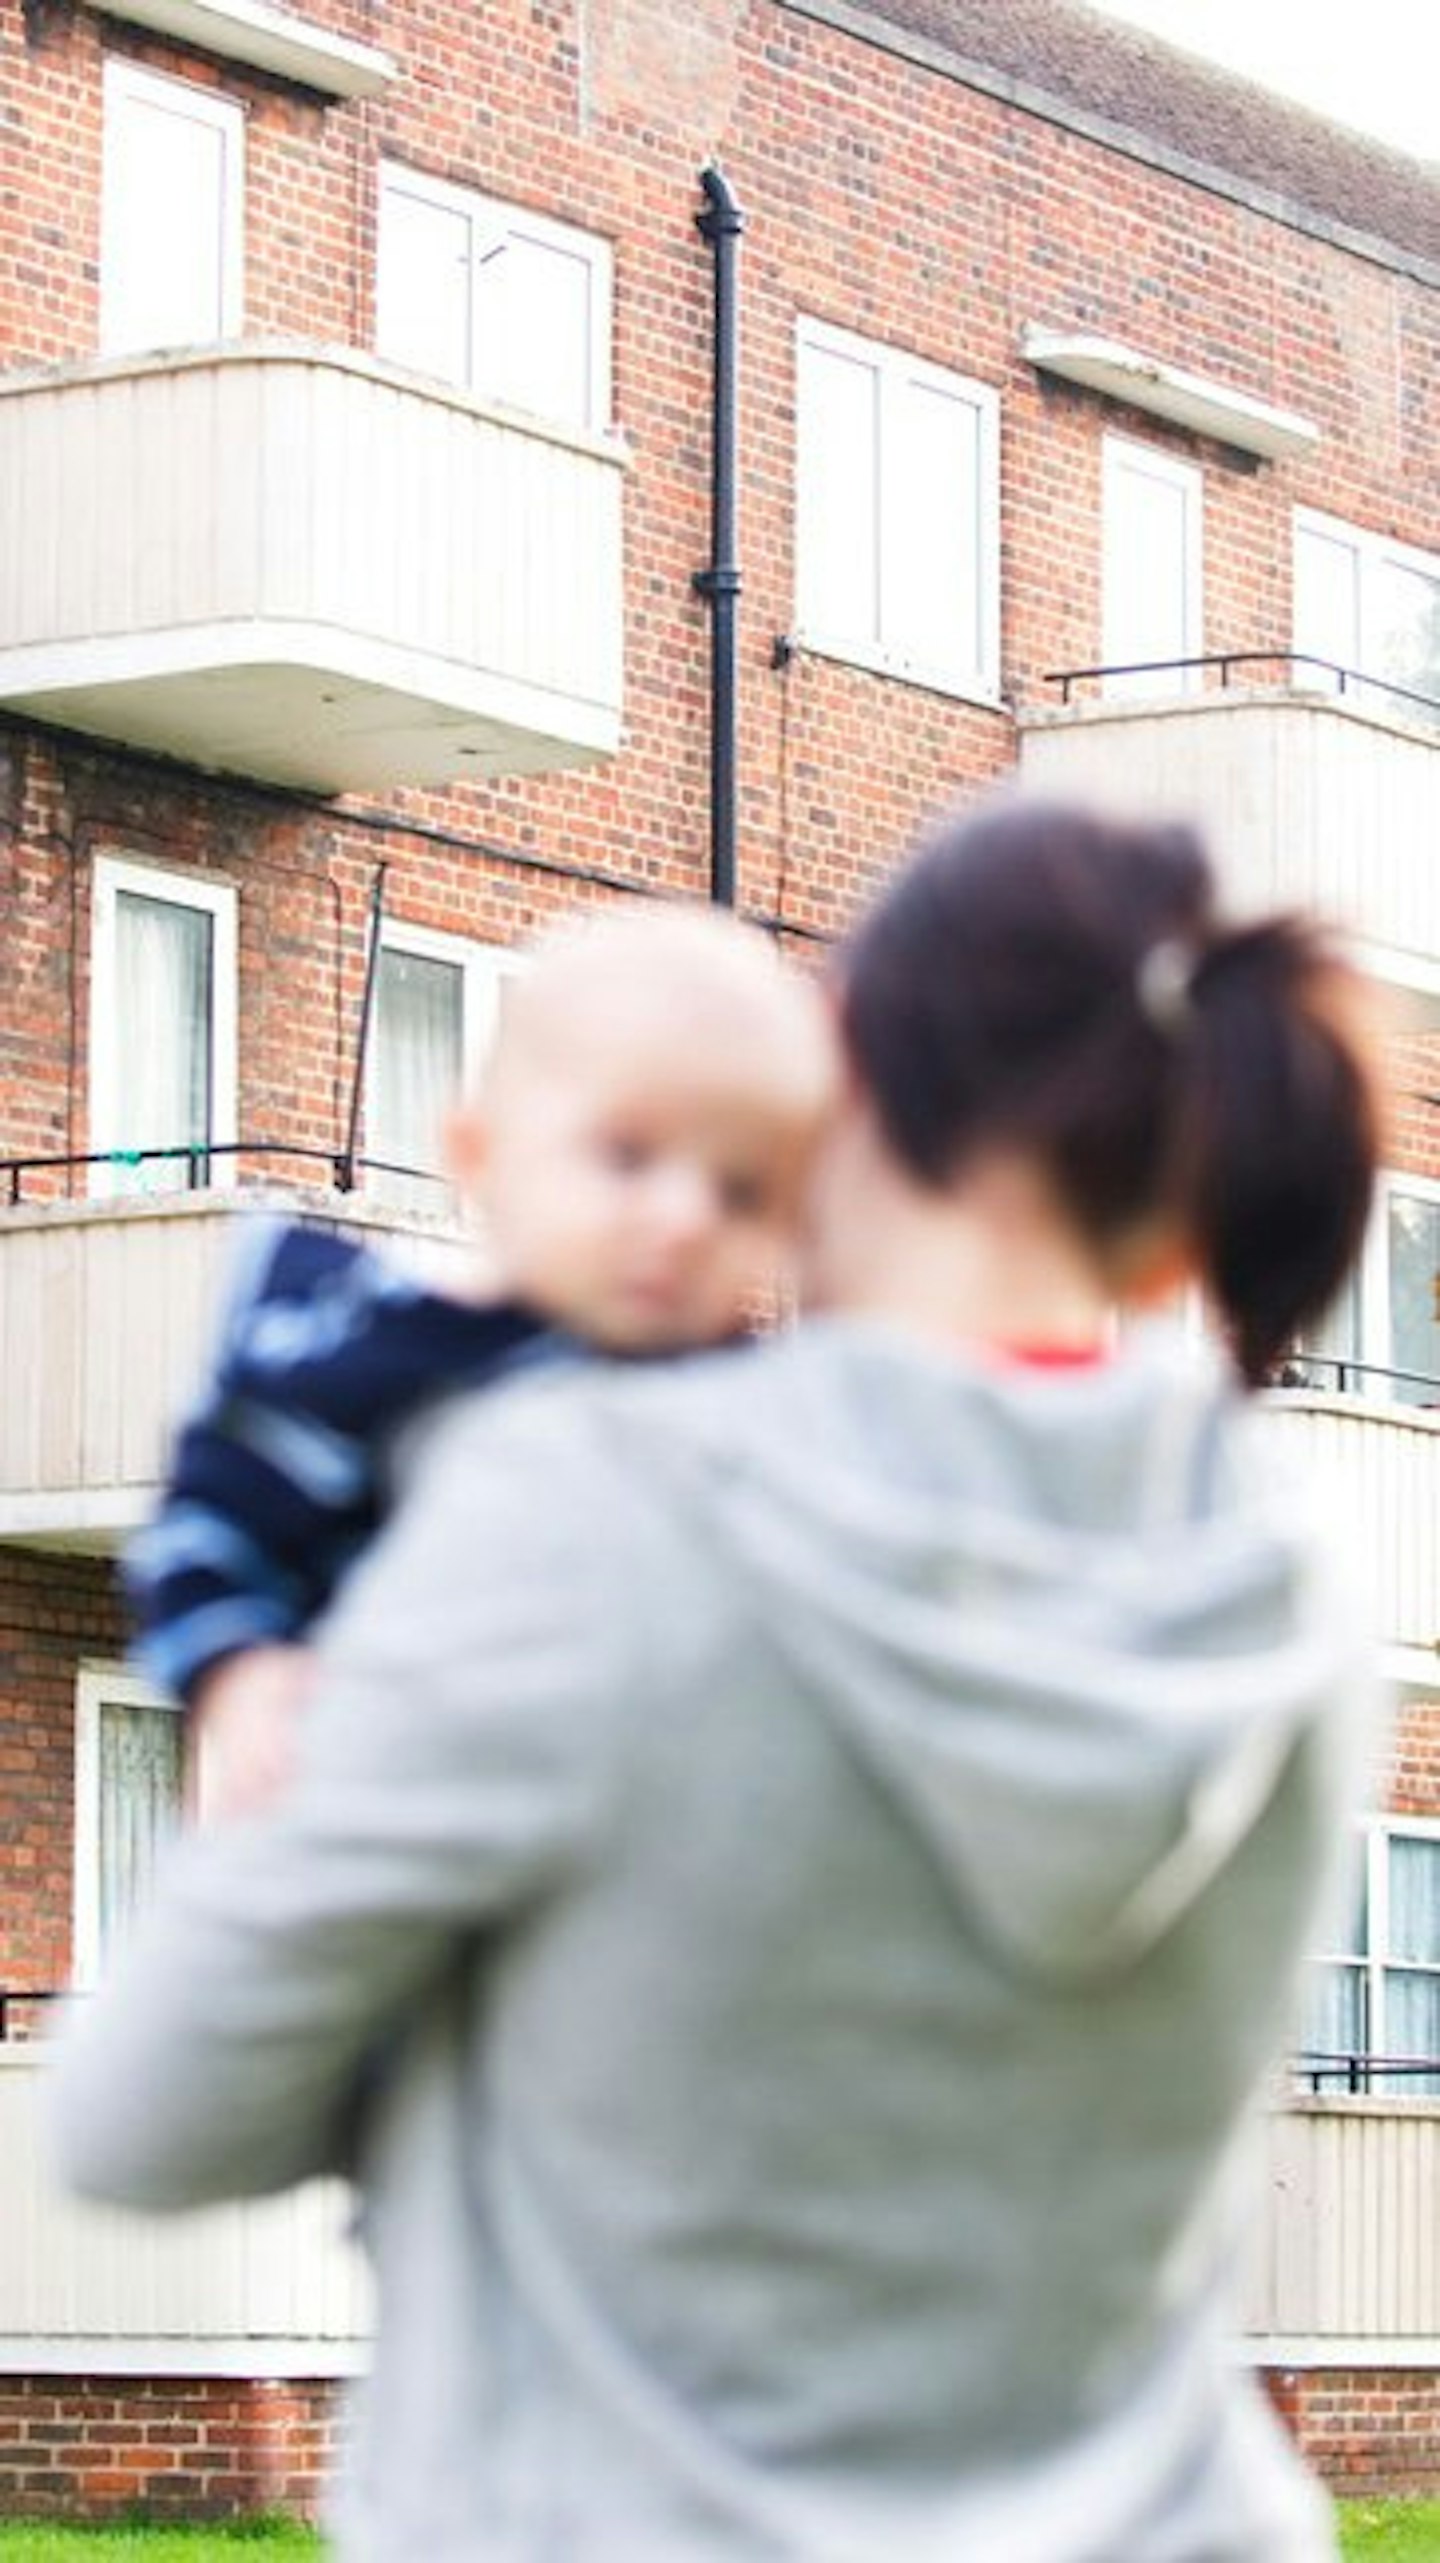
56,799,1380,2559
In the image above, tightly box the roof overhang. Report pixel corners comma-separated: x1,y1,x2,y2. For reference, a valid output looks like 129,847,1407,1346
88,0,396,98
1021,326,1319,460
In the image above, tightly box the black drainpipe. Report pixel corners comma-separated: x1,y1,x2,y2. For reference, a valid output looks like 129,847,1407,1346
693,164,744,908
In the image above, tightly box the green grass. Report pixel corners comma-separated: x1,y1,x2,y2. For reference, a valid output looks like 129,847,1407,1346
0,2501,1434,2558
1340,2502,1440,2558
0,2528,322,2559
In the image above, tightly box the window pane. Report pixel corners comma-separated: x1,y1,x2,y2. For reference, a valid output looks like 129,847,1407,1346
1372,557,1440,720
377,182,475,387
103,84,236,353
98,1700,183,1958
1379,1968,1440,2096
886,376,982,677
1293,520,1361,682
1103,447,1200,698
1289,1270,1363,1392
796,339,881,650
369,946,464,1211
110,892,214,1190
1298,1959,1368,2088
1387,1191,1440,1400
477,230,597,428
1389,1835,1440,1965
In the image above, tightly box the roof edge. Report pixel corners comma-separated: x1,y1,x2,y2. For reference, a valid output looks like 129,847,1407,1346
775,0,1440,294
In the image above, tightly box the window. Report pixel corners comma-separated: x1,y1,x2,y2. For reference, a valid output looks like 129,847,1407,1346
1290,1171,1440,1406
89,858,238,1195
1294,510,1440,723
376,164,612,433
1301,1820,1440,2098
366,924,514,1213
73,1668,185,1984
793,318,1000,701
1101,436,1203,699
101,62,244,356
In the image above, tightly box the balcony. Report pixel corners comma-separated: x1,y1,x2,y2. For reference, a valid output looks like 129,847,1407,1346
1243,2096,1440,2357
1019,662,1440,982
0,1176,471,1550
1262,1390,1440,1661
0,341,625,794
0,2044,370,2376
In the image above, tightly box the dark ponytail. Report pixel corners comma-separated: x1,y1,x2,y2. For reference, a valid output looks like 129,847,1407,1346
1174,922,1381,1385
839,797,1382,1387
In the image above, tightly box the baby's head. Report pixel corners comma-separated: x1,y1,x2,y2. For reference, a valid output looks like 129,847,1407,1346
446,903,837,1352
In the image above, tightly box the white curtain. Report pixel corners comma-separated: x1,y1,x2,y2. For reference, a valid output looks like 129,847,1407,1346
1300,1960,1368,2083
1373,557,1440,721
376,174,474,388
98,1701,183,1958
369,945,463,1213
1387,1191,1440,1401
112,890,213,1190
1381,1836,1440,2094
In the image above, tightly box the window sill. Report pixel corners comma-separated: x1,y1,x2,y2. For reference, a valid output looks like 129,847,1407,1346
90,0,396,99
786,629,1006,715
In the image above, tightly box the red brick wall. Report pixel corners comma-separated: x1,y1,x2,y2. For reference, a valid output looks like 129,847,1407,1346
3,0,1439,947
1265,2366,1440,2501
6,2366,1439,2521
1387,1697,1440,1821
0,2376,338,2522
0,1553,122,1994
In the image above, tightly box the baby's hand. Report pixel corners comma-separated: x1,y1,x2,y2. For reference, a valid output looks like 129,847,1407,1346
188,1643,316,1822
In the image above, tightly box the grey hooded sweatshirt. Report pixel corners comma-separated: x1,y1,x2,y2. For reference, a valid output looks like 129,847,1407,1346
53,1320,1371,2561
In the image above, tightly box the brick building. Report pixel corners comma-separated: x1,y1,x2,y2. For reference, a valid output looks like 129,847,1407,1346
2,0,1439,2519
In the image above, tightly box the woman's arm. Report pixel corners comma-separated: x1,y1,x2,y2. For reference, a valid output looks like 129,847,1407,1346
54,1386,640,2209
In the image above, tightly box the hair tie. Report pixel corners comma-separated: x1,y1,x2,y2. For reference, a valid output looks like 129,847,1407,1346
1136,937,1199,1037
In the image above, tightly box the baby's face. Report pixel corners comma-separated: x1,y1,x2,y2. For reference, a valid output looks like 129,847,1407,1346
464,1014,826,1353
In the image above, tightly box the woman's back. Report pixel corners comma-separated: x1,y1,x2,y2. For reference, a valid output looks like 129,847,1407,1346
56,799,1384,2561
347,1319,1366,2559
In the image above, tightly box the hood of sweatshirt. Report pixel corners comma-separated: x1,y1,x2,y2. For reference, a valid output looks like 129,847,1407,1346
618,1318,1371,1991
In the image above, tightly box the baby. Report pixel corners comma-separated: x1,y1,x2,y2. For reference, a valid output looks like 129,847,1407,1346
127,901,836,1813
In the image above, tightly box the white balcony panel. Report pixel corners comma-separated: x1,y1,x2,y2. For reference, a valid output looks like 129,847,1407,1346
1019,691,1440,979
1263,1394,1440,1658
0,1195,472,1548
1244,2100,1440,2350
0,2050,370,2373
0,344,625,793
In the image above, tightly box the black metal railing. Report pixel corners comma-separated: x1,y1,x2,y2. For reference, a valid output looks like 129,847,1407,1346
0,1987,68,2041
1293,2049,1440,2097
1270,1352,1440,1403
1043,649,1440,719
0,1139,452,1210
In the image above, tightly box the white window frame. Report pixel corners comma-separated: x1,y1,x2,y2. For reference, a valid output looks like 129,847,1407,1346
793,315,1001,705
72,1665,185,1988
100,60,245,355
89,855,239,1196
1304,1815,1440,2099
1101,434,1204,699
375,161,613,432
365,920,518,1201
1293,507,1440,712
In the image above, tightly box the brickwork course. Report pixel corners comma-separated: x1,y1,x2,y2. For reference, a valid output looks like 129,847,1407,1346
2,0,1439,2520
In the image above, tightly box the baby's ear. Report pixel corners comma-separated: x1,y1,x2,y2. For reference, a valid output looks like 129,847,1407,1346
442,1101,490,1197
